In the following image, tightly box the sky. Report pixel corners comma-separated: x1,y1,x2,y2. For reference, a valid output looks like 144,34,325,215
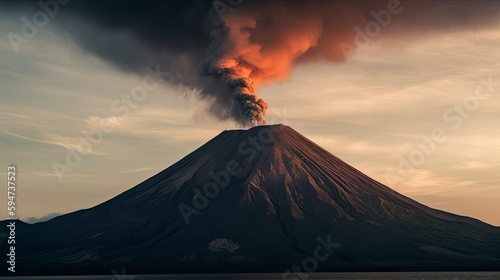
0,1,499,226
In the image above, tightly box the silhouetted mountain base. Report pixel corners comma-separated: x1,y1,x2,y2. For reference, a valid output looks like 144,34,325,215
2,125,499,276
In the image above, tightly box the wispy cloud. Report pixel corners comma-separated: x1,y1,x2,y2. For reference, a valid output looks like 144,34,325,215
121,167,157,173
0,16,499,225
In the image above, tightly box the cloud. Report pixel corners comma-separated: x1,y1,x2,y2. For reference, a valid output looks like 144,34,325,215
3,0,500,125
121,167,156,173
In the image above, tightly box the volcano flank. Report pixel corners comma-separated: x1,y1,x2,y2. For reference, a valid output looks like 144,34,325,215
3,125,500,275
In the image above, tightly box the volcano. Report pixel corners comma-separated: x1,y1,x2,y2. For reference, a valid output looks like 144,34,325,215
3,125,500,275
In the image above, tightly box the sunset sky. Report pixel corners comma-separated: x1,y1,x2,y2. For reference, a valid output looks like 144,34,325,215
0,1,499,225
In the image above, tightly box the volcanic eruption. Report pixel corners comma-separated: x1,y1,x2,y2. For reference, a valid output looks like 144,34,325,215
4,0,500,126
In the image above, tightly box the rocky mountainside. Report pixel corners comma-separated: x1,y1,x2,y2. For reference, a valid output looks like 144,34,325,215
2,125,499,275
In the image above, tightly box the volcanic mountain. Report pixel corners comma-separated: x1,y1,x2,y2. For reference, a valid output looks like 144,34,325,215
3,125,500,275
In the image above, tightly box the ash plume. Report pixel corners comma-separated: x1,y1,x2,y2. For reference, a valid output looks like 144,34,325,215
3,0,500,126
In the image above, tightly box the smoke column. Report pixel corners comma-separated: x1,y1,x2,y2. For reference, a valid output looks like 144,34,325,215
197,1,367,125
3,0,500,126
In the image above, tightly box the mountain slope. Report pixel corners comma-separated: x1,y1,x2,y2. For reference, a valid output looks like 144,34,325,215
3,124,500,275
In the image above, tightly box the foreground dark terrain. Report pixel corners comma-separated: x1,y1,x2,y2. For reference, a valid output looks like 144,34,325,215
2,125,499,275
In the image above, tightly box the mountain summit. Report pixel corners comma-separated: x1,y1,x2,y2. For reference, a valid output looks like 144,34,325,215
4,125,500,275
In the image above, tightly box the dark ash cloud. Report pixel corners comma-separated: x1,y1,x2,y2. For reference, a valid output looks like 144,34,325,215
3,0,500,126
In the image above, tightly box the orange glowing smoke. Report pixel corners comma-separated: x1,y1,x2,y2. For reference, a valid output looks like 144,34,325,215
200,0,500,126
200,1,369,125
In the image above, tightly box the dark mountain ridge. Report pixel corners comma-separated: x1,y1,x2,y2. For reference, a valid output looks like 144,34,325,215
2,124,499,275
